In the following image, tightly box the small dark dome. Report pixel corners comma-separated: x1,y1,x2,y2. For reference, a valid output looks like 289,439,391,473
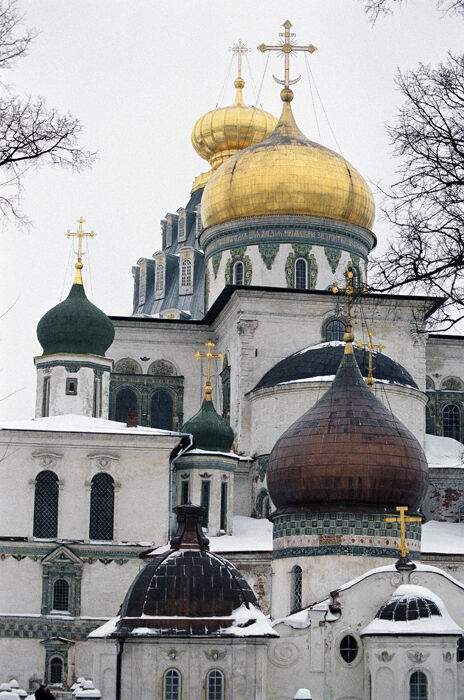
376,594,440,622
108,505,273,638
183,398,234,452
267,349,428,516
37,281,114,357
251,341,418,393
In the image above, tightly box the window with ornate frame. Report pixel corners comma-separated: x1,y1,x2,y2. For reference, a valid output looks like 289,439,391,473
294,258,308,289
443,403,461,441
181,257,192,287
409,670,428,700
163,668,181,700
178,210,186,242
206,670,224,700
34,470,59,539
156,262,165,292
291,565,302,612
52,579,69,611
89,472,115,541
41,546,82,617
49,656,63,684
233,261,244,285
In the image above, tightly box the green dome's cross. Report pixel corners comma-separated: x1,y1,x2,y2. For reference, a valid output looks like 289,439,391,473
194,340,224,402
65,216,96,285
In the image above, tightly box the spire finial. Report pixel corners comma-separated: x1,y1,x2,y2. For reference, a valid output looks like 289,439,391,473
331,268,367,355
384,506,422,568
194,340,224,402
65,217,96,285
231,39,250,106
355,330,386,390
258,20,317,95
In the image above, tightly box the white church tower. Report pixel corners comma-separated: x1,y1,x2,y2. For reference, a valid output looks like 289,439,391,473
34,218,114,419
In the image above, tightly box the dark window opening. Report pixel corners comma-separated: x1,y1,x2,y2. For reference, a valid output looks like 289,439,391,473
220,482,228,531
291,565,302,612
49,657,63,684
340,634,358,663
42,376,50,417
89,472,114,541
163,669,181,700
115,388,138,423
326,319,346,342
150,390,174,430
65,378,78,395
457,637,464,662
180,479,189,505
200,480,210,529
53,579,69,611
234,261,244,286
207,670,224,700
33,470,58,538
425,406,434,434
93,377,102,417
443,404,461,441
294,258,307,289
409,670,428,700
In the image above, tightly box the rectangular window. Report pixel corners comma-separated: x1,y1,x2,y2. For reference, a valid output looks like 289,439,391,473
42,376,50,417
220,482,228,531
65,378,78,396
93,377,102,417
200,480,210,529
178,210,186,242
180,479,189,505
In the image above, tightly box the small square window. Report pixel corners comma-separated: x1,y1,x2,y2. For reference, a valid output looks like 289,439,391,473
66,378,78,395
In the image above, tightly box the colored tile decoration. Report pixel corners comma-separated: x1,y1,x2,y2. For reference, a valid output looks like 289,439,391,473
272,512,421,560
148,359,176,376
258,242,280,270
324,246,341,274
224,247,252,286
285,244,318,289
0,615,102,641
212,252,222,280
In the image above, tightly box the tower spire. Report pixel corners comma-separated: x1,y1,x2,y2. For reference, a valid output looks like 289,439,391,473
65,217,96,285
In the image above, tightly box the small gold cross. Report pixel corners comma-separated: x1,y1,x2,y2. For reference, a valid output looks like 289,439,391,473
355,330,385,390
65,217,96,285
331,269,366,355
194,340,224,402
384,506,422,559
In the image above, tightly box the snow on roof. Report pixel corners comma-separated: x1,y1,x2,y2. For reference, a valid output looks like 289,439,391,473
361,584,462,636
425,434,464,469
0,414,182,437
421,520,464,554
296,340,345,354
185,448,251,462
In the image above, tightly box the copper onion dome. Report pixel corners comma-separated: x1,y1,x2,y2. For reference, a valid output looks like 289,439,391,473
267,348,428,516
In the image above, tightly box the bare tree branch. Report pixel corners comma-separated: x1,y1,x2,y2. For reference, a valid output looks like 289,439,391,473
363,0,464,22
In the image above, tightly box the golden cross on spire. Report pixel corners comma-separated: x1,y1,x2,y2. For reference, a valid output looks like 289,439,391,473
258,20,317,89
231,39,250,79
331,269,366,355
194,340,224,402
356,330,385,390
384,506,422,559
65,217,96,285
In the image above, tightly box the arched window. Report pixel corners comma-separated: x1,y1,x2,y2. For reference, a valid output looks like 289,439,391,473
33,470,59,539
442,377,464,391
49,656,63,684
53,579,69,611
181,258,192,286
233,261,244,286
294,258,307,290
410,671,428,700
163,669,181,700
425,406,434,434
325,319,346,342
89,473,115,541
206,670,224,700
115,388,138,423
150,390,174,430
156,262,165,292
443,404,461,441
291,565,302,612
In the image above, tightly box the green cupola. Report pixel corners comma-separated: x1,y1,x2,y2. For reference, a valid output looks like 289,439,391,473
37,259,115,357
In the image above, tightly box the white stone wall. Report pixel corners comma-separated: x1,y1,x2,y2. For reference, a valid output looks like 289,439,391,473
426,336,464,389
34,355,112,419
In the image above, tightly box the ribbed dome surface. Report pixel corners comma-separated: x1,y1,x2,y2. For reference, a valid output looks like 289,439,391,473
182,398,234,452
37,282,114,357
201,93,375,231
267,350,428,515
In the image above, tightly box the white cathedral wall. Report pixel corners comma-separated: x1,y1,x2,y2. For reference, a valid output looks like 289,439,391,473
0,638,44,691
80,560,144,618
0,558,42,613
426,335,464,388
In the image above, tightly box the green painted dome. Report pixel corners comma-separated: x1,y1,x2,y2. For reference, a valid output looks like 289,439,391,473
37,280,115,357
183,398,234,452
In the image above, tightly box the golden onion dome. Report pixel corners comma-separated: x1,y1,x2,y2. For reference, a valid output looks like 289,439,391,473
201,87,375,231
191,77,277,189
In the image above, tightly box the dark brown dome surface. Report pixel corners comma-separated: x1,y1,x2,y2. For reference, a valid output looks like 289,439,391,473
267,350,428,516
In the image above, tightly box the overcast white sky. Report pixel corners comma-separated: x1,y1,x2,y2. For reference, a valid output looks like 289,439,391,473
1,0,463,420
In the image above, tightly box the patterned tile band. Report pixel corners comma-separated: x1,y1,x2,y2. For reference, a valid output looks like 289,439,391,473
273,512,421,560
0,615,103,641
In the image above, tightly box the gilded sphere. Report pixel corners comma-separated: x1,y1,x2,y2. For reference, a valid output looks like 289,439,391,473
201,100,375,231
191,80,277,172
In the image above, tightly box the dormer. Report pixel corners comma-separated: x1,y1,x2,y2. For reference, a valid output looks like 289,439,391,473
177,207,187,243
178,247,203,296
154,250,178,301
136,257,155,306
165,213,179,248
196,204,202,236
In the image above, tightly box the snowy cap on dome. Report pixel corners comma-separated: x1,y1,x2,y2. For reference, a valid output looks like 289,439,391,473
362,584,462,636
8,683,18,690
0,685,11,692
294,690,312,699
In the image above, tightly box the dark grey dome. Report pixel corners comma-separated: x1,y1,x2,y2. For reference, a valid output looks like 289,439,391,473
376,595,440,622
250,341,418,393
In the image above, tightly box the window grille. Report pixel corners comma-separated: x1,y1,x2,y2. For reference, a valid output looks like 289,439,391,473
89,473,114,541
339,634,359,663
114,388,138,423
181,258,192,287
49,656,63,684
201,480,211,528
294,258,307,289
443,404,460,441
150,390,174,430
409,671,428,700
207,670,224,700
163,669,181,700
156,262,165,292
220,482,228,531
42,376,50,417
180,479,189,505
326,319,346,342
53,579,69,611
291,565,302,612
233,261,244,285
33,470,59,538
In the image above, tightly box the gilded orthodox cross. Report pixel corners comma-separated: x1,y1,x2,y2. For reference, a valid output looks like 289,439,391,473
65,217,95,283
355,330,385,390
194,340,224,401
258,20,317,88
331,269,366,354
231,39,250,79
384,506,422,559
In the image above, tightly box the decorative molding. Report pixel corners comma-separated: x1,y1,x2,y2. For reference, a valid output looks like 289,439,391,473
237,319,258,337
267,640,299,667
285,245,317,289
204,649,227,661
212,252,222,280
0,543,143,564
36,360,111,373
258,242,280,270
32,453,64,469
407,650,429,664
324,246,341,274
376,650,394,662
0,615,104,642
148,360,177,376
224,247,252,286
87,454,120,469
114,358,142,375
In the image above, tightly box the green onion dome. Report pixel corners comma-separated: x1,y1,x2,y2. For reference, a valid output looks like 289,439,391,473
183,397,234,452
37,270,114,357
